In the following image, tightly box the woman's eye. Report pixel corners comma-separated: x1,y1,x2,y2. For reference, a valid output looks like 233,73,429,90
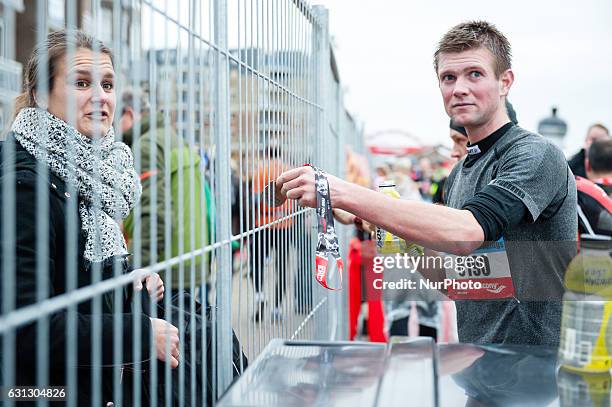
470,71,482,78
102,82,114,90
75,80,89,88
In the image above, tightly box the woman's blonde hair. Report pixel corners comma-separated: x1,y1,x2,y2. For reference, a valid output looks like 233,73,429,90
13,29,114,118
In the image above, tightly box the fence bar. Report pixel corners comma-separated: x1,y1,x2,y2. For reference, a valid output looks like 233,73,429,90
187,1,197,405
312,4,327,341
33,3,49,407
199,1,210,403
1,76,16,407
213,0,234,394
63,1,79,405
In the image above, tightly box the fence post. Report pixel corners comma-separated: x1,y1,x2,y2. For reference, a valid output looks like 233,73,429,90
312,5,329,341
336,86,348,341
213,0,233,395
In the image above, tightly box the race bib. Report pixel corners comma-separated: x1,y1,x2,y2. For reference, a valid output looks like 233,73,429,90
445,238,516,300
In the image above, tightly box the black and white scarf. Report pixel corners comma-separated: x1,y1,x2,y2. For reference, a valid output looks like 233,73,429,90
12,107,142,263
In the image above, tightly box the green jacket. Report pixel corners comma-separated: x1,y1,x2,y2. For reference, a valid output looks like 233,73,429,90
124,115,209,288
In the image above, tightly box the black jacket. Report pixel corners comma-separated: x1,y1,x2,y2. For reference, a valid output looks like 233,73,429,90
0,134,151,402
568,148,586,178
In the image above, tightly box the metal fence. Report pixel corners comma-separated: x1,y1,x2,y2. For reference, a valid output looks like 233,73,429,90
0,0,364,405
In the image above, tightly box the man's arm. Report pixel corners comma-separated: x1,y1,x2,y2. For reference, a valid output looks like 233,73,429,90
277,167,484,255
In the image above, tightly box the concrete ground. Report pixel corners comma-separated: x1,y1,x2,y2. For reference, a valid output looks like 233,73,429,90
229,247,319,361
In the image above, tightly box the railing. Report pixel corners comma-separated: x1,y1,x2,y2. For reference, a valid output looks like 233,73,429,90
0,0,364,405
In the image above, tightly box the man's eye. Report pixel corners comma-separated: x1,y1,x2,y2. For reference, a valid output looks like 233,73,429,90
469,71,482,78
442,74,455,82
102,82,114,90
75,80,89,88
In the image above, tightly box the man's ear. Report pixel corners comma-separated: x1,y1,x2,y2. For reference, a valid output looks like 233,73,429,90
119,106,136,133
499,69,514,96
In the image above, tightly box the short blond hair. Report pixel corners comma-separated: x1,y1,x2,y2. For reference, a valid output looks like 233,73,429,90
434,21,512,78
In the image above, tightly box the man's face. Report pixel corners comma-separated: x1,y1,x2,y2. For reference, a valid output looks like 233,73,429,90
585,126,609,150
450,129,468,162
119,106,136,134
437,47,512,131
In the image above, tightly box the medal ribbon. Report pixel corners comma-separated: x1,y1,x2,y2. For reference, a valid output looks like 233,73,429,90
308,164,344,290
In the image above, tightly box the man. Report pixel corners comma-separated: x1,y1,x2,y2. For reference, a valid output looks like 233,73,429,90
449,122,469,163
121,89,209,297
277,21,577,345
432,119,470,205
568,123,610,178
576,138,612,238
586,138,612,196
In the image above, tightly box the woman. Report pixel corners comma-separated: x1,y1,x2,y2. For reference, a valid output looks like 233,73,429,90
1,30,177,404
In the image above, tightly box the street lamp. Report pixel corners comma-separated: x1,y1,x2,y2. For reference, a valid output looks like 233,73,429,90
538,106,568,149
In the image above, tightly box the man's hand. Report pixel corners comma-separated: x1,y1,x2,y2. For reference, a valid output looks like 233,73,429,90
150,318,180,368
277,166,343,208
134,272,165,302
277,166,317,208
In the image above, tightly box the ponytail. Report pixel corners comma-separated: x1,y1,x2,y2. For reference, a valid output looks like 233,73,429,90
13,92,33,120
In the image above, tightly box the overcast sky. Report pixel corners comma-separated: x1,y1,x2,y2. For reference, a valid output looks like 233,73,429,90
313,0,612,153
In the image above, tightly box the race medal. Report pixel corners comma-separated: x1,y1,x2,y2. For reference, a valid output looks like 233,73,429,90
445,238,516,300
310,165,344,290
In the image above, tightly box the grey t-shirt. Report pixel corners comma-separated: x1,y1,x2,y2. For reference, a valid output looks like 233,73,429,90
444,124,577,345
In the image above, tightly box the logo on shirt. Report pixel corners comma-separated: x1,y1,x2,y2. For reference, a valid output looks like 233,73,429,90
467,145,481,155
483,283,506,294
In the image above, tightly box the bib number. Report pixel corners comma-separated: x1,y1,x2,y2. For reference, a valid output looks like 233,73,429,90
445,239,516,300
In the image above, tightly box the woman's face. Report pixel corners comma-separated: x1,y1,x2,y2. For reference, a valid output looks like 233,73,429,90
46,47,115,138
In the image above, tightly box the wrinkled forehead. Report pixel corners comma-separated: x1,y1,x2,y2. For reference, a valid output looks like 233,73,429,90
437,47,496,74
58,48,114,77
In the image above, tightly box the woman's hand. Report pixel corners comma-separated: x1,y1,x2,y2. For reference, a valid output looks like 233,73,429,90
134,272,165,302
150,318,180,368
